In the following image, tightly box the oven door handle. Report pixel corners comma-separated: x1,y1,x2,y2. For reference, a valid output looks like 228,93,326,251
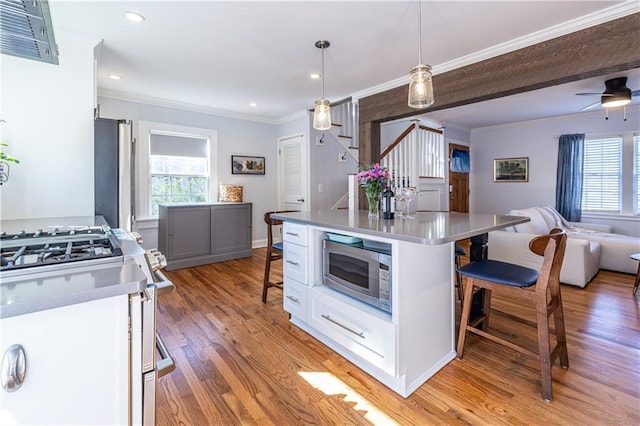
155,333,175,378
153,270,175,295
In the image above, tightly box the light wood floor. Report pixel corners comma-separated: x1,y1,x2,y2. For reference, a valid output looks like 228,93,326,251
156,246,639,425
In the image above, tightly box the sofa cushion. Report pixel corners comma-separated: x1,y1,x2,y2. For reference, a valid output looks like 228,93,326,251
509,208,550,234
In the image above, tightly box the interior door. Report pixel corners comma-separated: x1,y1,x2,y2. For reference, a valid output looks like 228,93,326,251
278,133,308,211
449,143,469,213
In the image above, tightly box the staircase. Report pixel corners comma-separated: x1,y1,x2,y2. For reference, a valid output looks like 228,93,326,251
326,98,358,161
380,121,445,189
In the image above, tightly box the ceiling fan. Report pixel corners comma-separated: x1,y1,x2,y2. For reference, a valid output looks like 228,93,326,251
576,77,639,111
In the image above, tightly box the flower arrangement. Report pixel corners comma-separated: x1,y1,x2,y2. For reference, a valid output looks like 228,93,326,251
356,163,390,217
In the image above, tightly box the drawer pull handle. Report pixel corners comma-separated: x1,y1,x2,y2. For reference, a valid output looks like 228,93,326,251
321,314,365,339
286,260,299,266
286,295,300,304
285,232,299,237
1,344,26,392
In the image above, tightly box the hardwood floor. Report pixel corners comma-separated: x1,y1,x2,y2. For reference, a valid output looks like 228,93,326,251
156,247,639,425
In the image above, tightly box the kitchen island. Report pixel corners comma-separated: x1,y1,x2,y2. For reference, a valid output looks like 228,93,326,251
271,210,528,397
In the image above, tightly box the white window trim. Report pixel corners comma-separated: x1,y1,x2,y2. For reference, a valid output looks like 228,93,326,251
581,131,637,219
137,121,218,220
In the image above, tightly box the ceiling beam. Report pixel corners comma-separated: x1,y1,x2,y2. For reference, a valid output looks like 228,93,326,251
358,12,640,166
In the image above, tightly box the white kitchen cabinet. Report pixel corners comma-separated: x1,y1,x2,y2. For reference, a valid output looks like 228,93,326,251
307,286,396,375
0,296,129,425
282,222,309,321
283,278,307,320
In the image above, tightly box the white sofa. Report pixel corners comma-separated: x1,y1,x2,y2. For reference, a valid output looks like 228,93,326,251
488,206,640,288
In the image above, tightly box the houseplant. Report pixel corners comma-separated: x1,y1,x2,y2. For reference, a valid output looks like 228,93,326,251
356,163,390,218
0,119,20,185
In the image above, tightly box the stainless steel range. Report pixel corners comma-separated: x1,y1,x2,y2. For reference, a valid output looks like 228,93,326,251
0,216,174,425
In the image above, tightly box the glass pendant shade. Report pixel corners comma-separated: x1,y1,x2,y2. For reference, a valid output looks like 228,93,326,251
313,99,331,130
408,64,434,109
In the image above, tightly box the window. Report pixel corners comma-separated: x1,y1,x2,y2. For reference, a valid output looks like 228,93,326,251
582,137,622,213
635,136,640,215
138,121,218,219
149,133,209,215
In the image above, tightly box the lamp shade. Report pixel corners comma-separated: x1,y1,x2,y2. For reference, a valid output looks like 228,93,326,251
601,93,631,108
313,99,331,130
408,65,434,109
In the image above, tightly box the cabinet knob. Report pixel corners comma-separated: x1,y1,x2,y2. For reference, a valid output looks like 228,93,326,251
1,344,26,392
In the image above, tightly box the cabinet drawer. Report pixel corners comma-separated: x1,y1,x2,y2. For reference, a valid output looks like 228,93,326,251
283,242,307,284
283,277,307,321
308,289,396,375
283,222,307,246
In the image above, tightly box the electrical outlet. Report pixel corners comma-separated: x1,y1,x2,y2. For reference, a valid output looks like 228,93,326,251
318,184,324,192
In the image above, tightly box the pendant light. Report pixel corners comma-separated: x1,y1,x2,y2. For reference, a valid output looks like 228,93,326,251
408,0,434,109
313,40,331,130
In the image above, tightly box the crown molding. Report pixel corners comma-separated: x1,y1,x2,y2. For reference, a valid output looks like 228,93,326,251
98,89,279,125
277,109,308,124
351,1,640,103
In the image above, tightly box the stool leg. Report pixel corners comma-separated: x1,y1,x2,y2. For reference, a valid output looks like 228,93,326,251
536,292,553,402
482,289,492,330
456,277,476,359
551,289,569,369
455,255,464,302
262,249,272,303
634,262,640,295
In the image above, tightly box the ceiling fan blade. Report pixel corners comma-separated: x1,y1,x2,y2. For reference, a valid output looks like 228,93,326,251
575,92,601,96
580,101,601,111
632,90,640,96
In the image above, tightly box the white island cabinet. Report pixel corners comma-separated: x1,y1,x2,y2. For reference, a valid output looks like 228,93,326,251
274,210,529,398
0,296,131,425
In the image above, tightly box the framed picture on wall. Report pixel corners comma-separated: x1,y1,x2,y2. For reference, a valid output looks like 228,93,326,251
494,157,528,182
231,155,265,175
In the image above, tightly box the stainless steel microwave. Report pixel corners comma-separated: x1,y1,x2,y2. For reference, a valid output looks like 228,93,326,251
322,239,392,313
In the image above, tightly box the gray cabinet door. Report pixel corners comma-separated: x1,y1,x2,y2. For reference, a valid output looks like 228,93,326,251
211,203,252,255
168,206,211,260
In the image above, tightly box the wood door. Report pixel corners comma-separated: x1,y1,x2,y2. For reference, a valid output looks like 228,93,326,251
449,143,469,212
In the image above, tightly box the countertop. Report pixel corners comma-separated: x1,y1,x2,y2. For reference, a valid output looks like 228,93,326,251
1,259,147,319
271,210,529,245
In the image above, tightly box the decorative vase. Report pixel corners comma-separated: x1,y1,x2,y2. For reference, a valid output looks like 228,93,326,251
365,190,380,219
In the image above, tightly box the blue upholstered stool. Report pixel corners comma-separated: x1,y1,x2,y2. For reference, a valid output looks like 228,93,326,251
456,229,569,402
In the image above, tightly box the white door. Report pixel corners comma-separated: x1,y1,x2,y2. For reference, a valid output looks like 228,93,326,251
278,133,308,211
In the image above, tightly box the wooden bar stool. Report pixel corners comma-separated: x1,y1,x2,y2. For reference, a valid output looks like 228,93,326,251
456,228,568,402
262,211,298,303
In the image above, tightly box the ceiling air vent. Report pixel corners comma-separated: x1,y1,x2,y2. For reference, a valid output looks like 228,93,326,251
0,0,58,65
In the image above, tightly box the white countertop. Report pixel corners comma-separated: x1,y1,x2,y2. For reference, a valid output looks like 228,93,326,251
271,210,529,244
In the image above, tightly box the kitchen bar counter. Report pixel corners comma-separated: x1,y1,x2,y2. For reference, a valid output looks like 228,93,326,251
271,210,529,244
271,209,529,397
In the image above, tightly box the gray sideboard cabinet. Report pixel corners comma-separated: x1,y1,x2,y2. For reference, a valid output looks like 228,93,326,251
158,203,252,270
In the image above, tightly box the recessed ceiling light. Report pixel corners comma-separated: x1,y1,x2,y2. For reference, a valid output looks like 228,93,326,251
249,102,258,108
310,73,321,80
125,11,145,23
108,74,122,80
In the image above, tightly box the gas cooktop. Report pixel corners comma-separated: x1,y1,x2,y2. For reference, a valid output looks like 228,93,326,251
0,225,123,273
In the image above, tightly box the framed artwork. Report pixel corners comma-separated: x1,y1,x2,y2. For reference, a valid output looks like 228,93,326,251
231,155,265,175
494,157,528,182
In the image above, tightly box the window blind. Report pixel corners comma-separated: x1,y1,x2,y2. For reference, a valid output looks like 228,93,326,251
581,137,622,213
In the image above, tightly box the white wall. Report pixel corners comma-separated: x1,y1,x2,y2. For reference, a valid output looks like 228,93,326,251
98,97,279,248
0,31,98,220
470,106,639,236
309,117,358,212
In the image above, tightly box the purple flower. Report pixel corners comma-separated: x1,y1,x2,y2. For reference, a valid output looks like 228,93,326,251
357,163,390,196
